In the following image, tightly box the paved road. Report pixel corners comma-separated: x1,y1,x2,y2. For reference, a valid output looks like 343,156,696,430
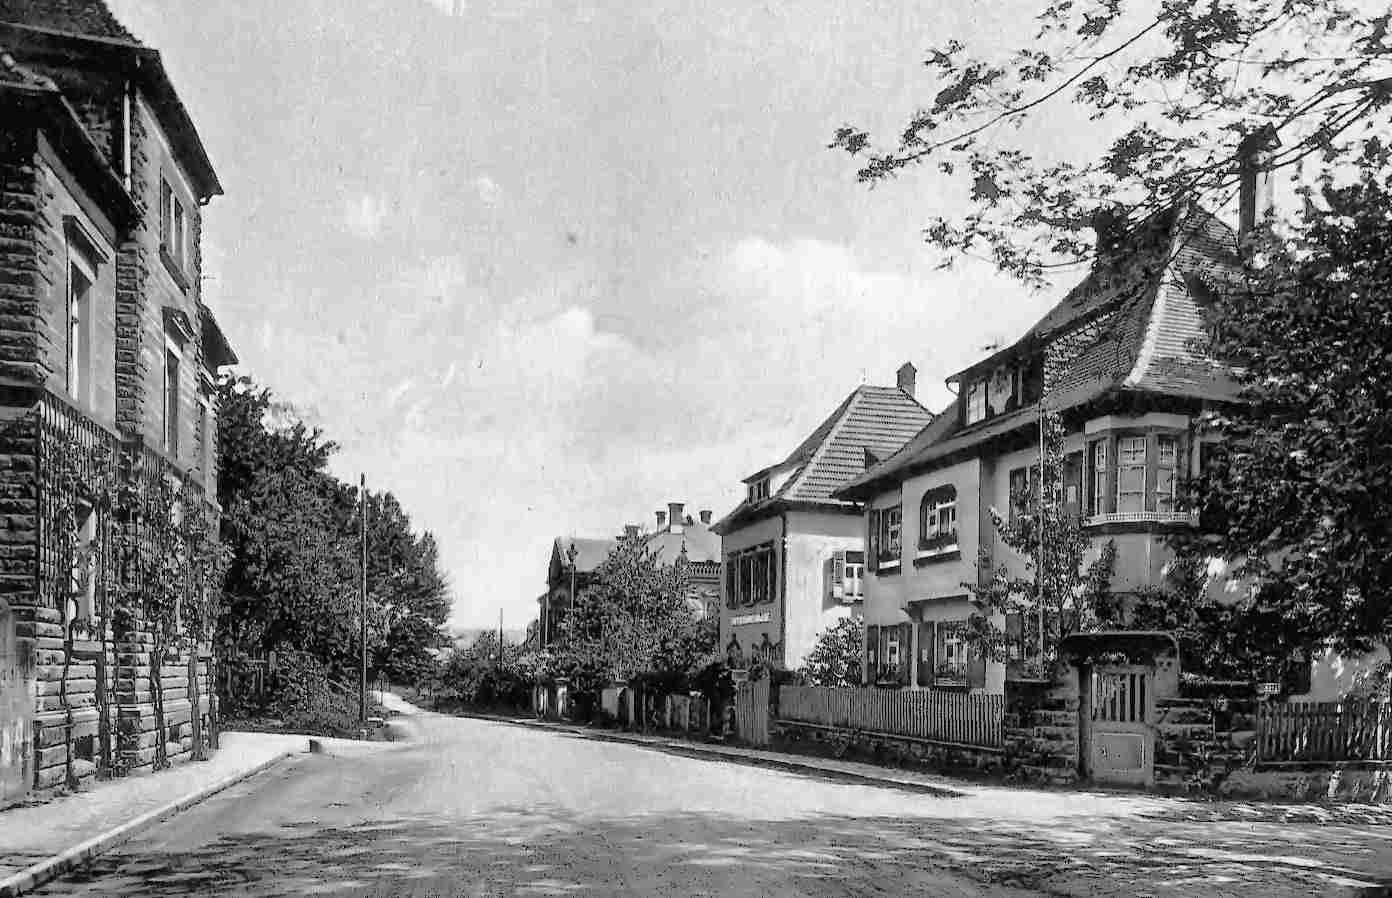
33,709,1392,897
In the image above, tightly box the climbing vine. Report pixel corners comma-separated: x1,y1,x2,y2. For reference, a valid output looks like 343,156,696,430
43,408,228,779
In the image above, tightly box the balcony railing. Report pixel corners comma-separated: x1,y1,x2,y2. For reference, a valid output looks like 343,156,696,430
1084,510,1198,527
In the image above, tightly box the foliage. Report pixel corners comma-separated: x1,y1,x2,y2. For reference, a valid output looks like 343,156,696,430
427,632,533,710
265,652,363,738
557,534,714,685
217,375,450,696
831,0,1392,283
965,412,1117,667
1160,175,1392,659
799,618,865,687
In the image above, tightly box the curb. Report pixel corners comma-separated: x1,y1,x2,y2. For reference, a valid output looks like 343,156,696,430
458,711,962,796
0,746,301,898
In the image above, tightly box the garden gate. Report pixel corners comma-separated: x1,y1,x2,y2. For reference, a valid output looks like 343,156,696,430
1082,664,1155,787
733,676,770,746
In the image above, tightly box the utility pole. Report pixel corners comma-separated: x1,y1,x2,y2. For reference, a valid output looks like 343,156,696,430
497,607,503,671
359,473,369,727
1037,401,1047,668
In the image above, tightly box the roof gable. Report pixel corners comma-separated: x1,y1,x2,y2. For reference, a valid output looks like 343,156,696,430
0,0,138,44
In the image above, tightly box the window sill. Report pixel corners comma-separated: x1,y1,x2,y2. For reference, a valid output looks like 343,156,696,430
874,559,902,576
914,544,960,562
914,550,962,567
160,247,190,293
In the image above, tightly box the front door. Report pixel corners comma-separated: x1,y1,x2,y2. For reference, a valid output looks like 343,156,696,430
1084,665,1154,787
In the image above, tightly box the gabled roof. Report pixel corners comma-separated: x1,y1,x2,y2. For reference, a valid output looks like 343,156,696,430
0,0,138,44
550,536,617,576
713,384,933,533
837,206,1242,500
0,9,223,199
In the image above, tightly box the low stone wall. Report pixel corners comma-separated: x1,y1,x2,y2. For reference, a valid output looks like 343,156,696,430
1152,694,1256,794
1219,764,1392,803
774,719,1006,775
1003,679,1080,786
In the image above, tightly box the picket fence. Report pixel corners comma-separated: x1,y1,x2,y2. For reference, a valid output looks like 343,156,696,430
1257,700,1392,764
779,686,1004,749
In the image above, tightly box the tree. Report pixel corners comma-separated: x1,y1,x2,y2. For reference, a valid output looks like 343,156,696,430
965,413,1118,671
800,618,864,687
831,0,1391,283
1158,175,1392,659
559,532,707,690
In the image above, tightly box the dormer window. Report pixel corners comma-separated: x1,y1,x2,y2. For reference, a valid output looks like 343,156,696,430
966,380,987,424
747,477,770,502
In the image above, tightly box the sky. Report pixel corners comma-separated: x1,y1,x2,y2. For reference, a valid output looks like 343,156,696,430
103,0,1089,631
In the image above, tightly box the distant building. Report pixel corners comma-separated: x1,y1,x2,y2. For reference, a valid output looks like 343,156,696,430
713,366,933,671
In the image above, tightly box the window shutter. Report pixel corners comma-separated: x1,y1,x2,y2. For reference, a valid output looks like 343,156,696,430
916,621,935,687
831,549,845,599
865,625,878,684
899,623,913,685
968,649,987,689
867,509,879,572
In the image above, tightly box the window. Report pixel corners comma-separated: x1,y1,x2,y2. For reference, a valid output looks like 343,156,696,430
937,623,968,681
1156,435,1177,512
865,625,879,682
66,259,92,401
164,343,181,456
1008,466,1036,525
874,505,902,565
966,380,987,424
726,543,777,607
747,477,770,502
919,486,958,551
197,386,214,485
1116,436,1147,513
831,550,865,600
1089,439,1108,516
160,179,189,270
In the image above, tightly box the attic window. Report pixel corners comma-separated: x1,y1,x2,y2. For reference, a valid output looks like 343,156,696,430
747,478,770,502
966,380,987,424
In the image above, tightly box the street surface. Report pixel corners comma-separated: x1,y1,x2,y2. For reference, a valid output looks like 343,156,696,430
33,707,1392,897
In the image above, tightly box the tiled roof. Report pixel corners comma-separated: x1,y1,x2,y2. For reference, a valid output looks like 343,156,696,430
838,205,1242,499
714,384,932,532
0,40,50,86
0,0,139,43
784,386,933,502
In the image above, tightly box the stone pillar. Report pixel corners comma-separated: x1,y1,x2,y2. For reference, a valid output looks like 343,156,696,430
554,677,569,721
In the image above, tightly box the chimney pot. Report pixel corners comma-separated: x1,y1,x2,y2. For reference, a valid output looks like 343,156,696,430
668,501,685,534
656,510,668,529
896,362,916,397
699,509,712,525
623,524,640,539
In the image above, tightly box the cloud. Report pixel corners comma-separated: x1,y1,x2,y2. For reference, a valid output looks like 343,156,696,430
290,237,1050,631
344,194,387,240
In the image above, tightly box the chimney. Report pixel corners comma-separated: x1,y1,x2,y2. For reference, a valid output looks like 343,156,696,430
655,510,667,530
1091,205,1126,260
896,362,916,397
1238,126,1280,240
699,509,712,525
623,524,640,539
668,501,685,534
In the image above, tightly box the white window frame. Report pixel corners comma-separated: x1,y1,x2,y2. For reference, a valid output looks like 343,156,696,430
966,380,987,424
1116,435,1147,514
66,250,96,402
843,551,864,599
1090,439,1108,516
1156,435,1178,512
163,336,183,457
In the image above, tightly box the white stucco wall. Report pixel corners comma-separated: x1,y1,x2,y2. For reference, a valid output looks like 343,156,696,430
782,511,864,670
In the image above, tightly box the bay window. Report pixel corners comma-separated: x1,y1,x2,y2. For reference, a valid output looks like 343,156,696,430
1089,439,1107,516
1084,429,1191,521
1156,436,1177,512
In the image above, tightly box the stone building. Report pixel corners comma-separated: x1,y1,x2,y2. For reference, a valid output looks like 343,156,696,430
0,1,236,805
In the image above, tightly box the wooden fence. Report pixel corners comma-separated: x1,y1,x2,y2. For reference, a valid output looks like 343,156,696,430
1257,700,1392,764
779,686,1004,749
734,677,770,746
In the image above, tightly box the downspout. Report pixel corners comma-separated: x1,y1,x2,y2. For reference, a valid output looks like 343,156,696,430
778,512,788,667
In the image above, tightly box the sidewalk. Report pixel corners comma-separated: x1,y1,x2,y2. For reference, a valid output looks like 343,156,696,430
0,732,307,895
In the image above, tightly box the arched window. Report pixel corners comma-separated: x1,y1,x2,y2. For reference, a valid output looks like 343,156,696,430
918,484,958,551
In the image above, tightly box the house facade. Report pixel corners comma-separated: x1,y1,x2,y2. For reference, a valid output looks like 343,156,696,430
838,207,1243,694
537,503,721,650
0,1,236,804
713,366,933,671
